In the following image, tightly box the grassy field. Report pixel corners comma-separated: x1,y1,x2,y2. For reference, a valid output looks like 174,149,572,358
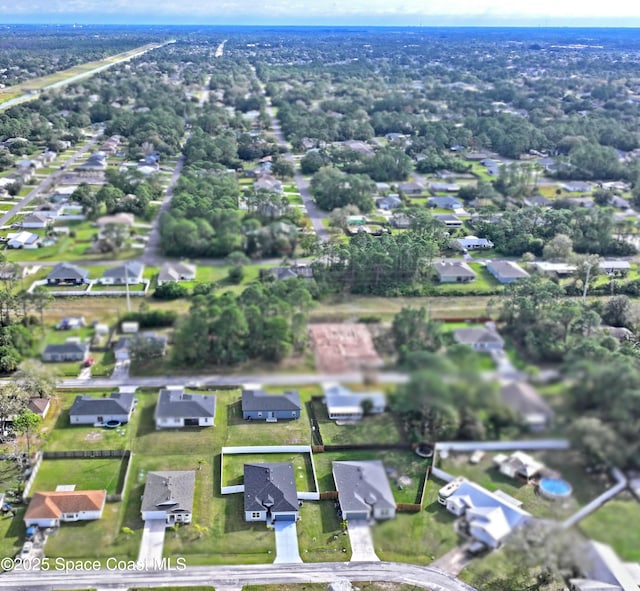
0,461,26,559
312,399,406,446
31,458,125,495
226,397,312,446
579,495,640,561
372,477,459,563
221,452,317,492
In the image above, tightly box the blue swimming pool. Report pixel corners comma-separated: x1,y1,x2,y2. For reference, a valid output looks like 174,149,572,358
539,477,572,499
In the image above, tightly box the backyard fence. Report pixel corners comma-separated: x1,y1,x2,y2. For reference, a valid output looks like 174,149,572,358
43,449,128,459
320,491,338,500
22,451,43,502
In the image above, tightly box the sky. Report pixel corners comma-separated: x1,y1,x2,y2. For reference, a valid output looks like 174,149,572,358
1,0,640,26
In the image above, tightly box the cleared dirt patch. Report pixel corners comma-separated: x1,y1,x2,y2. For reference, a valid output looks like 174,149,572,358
308,323,383,373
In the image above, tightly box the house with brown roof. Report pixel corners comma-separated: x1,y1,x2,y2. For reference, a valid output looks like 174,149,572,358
24,490,107,528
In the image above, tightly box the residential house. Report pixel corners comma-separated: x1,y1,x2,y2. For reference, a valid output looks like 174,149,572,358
46,262,89,285
113,333,167,363
96,213,135,228
453,323,504,351
254,175,283,193
98,262,144,286
263,265,314,282
27,397,51,419
610,196,631,210
0,263,22,280
244,463,299,523
493,451,545,480
21,213,51,229
157,262,197,286
332,460,396,521
487,260,530,284
24,490,107,528
481,158,501,176
398,181,425,195
7,231,40,249
42,339,89,363
155,388,216,429
438,478,530,549
140,471,196,526
322,383,386,421
500,382,554,432
524,195,551,207
428,196,462,210
600,326,635,341
570,541,640,591
339,140,375,157
241,389,301,421
68,392,135,425
452,236,494,251
435,261,477,283
56,316,85,330
430,182,461,193
599,261,631,277
376,194,403,210
390,213,410,229
434,213,463,228
533,261,577,277
76,152,107,173
561,181,591,193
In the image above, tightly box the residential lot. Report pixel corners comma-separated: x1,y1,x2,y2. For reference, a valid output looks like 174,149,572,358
31,457,126,495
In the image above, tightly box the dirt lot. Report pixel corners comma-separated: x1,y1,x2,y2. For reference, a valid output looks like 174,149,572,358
308,323,383,373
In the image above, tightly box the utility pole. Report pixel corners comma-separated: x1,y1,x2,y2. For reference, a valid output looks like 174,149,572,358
582,262,591,301
125,263,131,313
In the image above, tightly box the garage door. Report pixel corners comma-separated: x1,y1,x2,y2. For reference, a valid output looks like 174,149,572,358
346,512,369,520
275,514,297,522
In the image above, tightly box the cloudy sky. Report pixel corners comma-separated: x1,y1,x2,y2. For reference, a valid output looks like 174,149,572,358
2,0,640,25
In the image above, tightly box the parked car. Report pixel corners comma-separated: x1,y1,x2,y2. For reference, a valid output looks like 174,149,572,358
18,541,33,560
83,357,94,368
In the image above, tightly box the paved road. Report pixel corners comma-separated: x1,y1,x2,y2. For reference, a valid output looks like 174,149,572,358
0,561,478,591
265,105,329,242
140,155,185,266
57,370,409,390
0,133,101,227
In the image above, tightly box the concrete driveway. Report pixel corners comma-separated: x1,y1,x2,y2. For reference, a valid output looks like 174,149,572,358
346,520,379,562
138,519,166,566
273,521,302,564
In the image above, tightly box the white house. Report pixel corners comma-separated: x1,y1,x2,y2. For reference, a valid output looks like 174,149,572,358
333,460,396,521
98,261,144,285
21,213,51,229
7,231,40,249
141,471,195,526
438,479,530,549
68,392,135,425
453,323,504,351
452,236,494,251
493,451,545,479
24,490,106,528
322,383,386,421
157,261,197,286
570,541,640,591
155,388,216,429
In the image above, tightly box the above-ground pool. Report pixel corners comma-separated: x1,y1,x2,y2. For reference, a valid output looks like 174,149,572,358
104,420,121,429
539,477,573,500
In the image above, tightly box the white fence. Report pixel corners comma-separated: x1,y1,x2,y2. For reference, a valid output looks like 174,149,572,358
220,445,320,500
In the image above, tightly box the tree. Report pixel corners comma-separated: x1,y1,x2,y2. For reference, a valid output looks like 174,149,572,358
13,411,42,457
392,307,443,364
0,383,28,434
542,233,573,261
15,360,58,399
272,159,295,179
153,282,189,300
310,167,375,212
29,286,53,331
300,151,326,175
569,417,625,470
602,295,634,328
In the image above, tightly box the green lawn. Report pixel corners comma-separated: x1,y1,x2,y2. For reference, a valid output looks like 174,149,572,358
226,396,312,446
579,496,640,561
435,265,502,295
372,478,459,563
222,452,317,492
296,501,351,562
31,458,125,495
312,399,406,446
0,461,26,559
42,392,139,452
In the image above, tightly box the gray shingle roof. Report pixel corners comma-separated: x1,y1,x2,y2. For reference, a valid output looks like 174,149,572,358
332,460,396,514
454,327,504,346
47,262,89,281
141,471,195,514
69,392,135,417
244,463,298,513
500,382,553,420
43,341,88,356
241,389,301,412
156,389,216,420
102,261,144,280
487,260,529,279
435,261,476,278
157,262,196,283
